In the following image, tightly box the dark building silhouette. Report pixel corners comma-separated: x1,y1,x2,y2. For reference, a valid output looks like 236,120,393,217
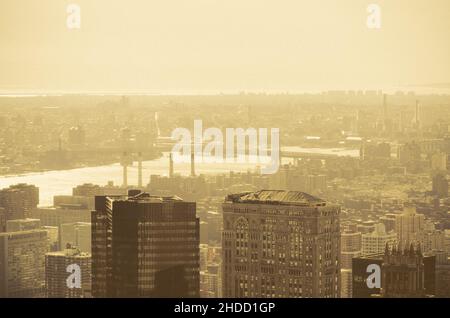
352,244,436,298
222,190,341,298
153,265,189,298
91,190,199,298
382,244,435,298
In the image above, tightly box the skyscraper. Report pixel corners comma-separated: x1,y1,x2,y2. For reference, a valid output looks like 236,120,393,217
0,184,39,221
395,206,425,247
361,223,397,256
340,230,362,298
0,229,47,297
60,222,92,253
222,190,340,298
382,244,435,298
45,245,92,298
432,173,449,198
6,218,41,232
92,190,200,297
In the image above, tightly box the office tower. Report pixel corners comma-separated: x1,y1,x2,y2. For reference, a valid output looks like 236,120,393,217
340,269,353,298
42,226,59,252
0,184,39,220
45,245,92,298
341,230,362,269
60,222,91,253
340,230,361,298
432,173,449,198
395,206,425,247
72,183,103,197
31,206,91,228
382,244,435,298
6,218,41,232
222,190,341,298
92,190,200,297
361,223,397,256
379,214,397,233
0,230,47,297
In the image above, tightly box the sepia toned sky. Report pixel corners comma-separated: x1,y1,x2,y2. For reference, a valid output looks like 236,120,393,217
0,0,449,93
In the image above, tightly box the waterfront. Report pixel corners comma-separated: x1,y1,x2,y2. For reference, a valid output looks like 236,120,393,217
0,148,359,206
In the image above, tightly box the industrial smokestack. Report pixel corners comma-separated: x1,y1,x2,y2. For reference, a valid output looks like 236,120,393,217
121,152,129,188
138,152,143,187
191,152,196,177
169,153,174,178
122,164,128,188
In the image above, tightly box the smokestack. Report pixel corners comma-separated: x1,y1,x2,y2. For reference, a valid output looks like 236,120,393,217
169,153,174,178
191,152,196,177
122,164,128,188
121,152,129,188
137,152,143,187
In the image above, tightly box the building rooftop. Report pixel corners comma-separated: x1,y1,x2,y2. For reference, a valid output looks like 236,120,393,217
105,191,185,203
225,190,326,206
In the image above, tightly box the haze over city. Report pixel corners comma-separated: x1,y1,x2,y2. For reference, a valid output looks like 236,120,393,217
0,0,450,306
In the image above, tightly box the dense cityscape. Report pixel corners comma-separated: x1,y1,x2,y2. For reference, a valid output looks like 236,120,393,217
1,92,449,298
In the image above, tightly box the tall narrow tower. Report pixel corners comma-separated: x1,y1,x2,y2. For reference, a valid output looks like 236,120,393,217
121,152,132,188
137,152,143,187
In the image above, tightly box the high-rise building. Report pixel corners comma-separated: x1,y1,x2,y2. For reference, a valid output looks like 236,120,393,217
6,218,41,232
92,190,200,297
45,246,91,298
0,207,6,232
340,269,353,298
340,230,362,298
0,230,47,297
361,223,396,256
432,173,449,198
341,230,362,269
42,226,59,252
352,246,436,298
395,206,425,246
382,244,435,298
31,206,91,228
222,190,341,298
0,184,39,221
60,222,91,253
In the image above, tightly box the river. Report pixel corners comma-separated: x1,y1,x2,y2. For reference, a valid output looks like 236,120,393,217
0,148,359,207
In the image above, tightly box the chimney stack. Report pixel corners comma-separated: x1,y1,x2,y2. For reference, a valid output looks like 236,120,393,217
137,152,143,187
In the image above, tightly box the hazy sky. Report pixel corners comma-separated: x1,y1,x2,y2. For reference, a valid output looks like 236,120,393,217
1,0,449,93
